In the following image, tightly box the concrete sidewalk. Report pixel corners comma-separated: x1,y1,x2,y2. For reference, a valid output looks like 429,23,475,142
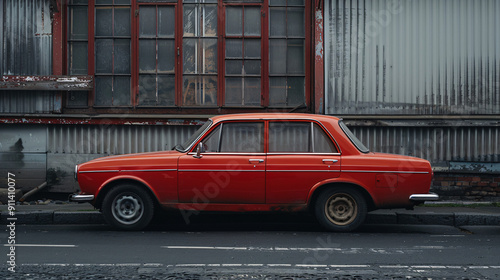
1,202,500,227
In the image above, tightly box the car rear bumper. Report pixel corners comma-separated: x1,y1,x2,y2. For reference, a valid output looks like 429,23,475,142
69,193,95,202
409,193,439,201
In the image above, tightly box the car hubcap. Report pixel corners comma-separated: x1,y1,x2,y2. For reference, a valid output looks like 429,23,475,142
325,193,357,226
112,194,143,225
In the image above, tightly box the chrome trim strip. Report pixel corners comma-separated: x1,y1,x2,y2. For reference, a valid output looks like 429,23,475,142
179,169,264,172
322,159,339,163
409,193,439,201
342,170,430,174
69,194,95,202
188,152,266,156
268,170,340,172
79,170,119,173
267,153,342,156
123,169,177,172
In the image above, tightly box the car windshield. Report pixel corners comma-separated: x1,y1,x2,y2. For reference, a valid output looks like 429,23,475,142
174,120,212,152
339,120,370,153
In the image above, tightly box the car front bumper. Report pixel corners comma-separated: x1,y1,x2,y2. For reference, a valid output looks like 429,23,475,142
409,193,439,201
69,193,95,202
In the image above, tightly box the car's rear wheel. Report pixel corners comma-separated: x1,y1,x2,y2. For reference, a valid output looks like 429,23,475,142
315,187,367,232
102,184,154,230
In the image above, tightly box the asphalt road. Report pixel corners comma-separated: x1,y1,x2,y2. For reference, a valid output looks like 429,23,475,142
1,213,500,279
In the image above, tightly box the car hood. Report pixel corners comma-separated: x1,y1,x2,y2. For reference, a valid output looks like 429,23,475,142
78,150,182,172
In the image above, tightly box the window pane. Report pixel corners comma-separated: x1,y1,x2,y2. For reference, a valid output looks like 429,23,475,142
226,39,242,58
287,76,304,106
115,0,131,5
140,6,156,37
158,6,175,37
95,76,112,106
269,122,310,152
96,0,112,4
269,77,286,106
226,7,242,36
313,124,337,153
158,40,175,73
69,42,88,75
225,77,242,105
95,39,113,73
203,39,217,74
244,78,261,105
269,0,286,5
158,75,175,106
244,60,260,75
113,76,131,105
244,7,261,36
200,125,220,153
114,39,130,74
220,123,264,153
139,75,157,105
269,39,286,74
96,7,112,36
226,60,243,75
139,39,156,72
244,39,260,58
114,7,130,36
269,8,286,37
182,76,217,106
183,4,197,37
203,5,217,36
287,39,304,74
287,7,304,37
70,6,88,40
183,39,196,74
288,0,305,5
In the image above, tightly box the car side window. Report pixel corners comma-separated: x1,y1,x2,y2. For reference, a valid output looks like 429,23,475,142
312,123,338,153
269,121,337,153
220,122,264,153
201,122,264,153
201,125,221,152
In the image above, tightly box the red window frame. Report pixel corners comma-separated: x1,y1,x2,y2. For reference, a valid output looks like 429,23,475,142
64,0,311,113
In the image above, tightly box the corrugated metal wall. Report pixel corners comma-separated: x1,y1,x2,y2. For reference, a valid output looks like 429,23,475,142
349,126,500,167
325,0,500,115
0,0,54,114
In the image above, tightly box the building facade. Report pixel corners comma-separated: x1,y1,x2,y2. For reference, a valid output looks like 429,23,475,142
1,0,499,200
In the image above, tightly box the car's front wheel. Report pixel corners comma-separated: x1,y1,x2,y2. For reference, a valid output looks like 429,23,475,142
314,187,367,232
102,184,154,230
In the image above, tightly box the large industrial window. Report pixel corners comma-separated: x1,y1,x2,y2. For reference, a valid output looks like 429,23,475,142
65,0,309,112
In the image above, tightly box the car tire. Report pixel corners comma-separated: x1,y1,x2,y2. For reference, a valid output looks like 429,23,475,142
102,184,155,230
314,187,367,232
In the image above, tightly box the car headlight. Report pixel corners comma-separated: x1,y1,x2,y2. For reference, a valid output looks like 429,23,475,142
74,165,79,181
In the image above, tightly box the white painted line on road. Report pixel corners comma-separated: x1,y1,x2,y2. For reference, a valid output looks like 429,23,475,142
268,264,292,267
490,266,500,269
446,266,463,269
379,265,409,268
144,263,163,267
116,263,141,267
246,264,264,267
163,246,247,250
163,245,343,252
222,264,243,267
330,265,371,268
296,264,328,268
413,246,446,249
431,235,465,237
469,266,490,269
176,264,205,267
4,244,77,248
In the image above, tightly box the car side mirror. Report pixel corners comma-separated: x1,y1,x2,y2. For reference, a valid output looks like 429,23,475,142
193,142,203,159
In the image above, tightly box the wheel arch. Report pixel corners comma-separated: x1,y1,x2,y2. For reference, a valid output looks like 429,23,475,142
94,177,161,210
308,182,376,212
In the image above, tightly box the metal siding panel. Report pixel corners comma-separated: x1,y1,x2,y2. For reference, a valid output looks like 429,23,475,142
0,0,54,114
325,0,500,115
349,126,500,167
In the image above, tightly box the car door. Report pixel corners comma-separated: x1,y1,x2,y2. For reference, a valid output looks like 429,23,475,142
178,121,266,204
266,121,341,204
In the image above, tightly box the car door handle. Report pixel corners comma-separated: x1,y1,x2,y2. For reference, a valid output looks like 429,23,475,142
322,159,338,163
249,159,264,163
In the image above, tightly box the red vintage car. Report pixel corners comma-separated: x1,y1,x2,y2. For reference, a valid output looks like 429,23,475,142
71,113,438,231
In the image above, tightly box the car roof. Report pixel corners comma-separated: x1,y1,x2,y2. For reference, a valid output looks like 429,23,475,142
210,113,340,123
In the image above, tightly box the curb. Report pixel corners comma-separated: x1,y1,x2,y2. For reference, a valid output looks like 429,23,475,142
1,211,499,226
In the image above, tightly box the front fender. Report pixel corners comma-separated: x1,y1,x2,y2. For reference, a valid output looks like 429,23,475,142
96,175,161,204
